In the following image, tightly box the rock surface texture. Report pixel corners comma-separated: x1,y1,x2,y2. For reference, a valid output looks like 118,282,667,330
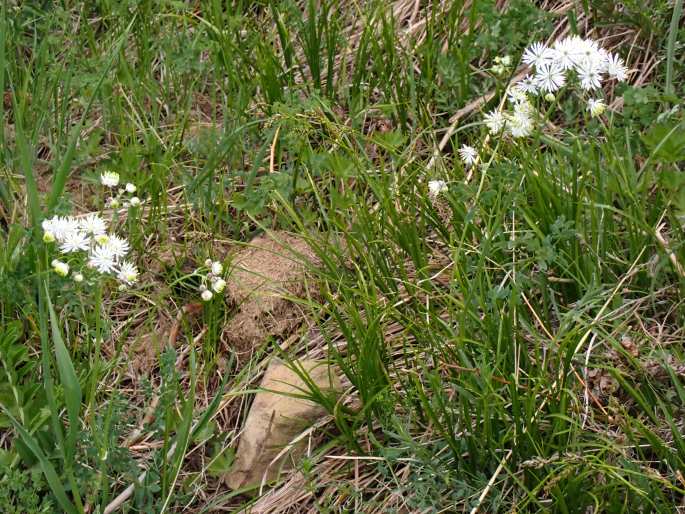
225,232,319,352
225,358,341,491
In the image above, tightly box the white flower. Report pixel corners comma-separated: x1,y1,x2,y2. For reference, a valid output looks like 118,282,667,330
100,171,120,188
507,110,534,138
94,234,110,245
428,180,448,197
573,39,608,72
595,48,610,72
42,216,57,233
117,261,139,285
59,230,90,253
522,42,555,68
513,99,535,117
129,196,141,207
587,99,607,117
43,215,79,242
458,145,478,167
605,53,628,81
516,75,538,95
507,87,528,104
484,110,506,134
73,272,84,283
211,261,223,275
125,183,137,193
552,37,580,70
577,60,603,90
201,290,213,302
79,213,107,236
212,278,226,293
88,245,117,273
52,260,70,277
535,63,566,92
562,36,592,69
104,235,130,259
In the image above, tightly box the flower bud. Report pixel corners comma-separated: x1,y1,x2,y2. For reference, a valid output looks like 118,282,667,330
129,196,141,207
201,290,213,302
100,171,120,188
492,64,506,76
125,183,137,193
544,93,555,102
43,231,56,243
588,99,606,118
211,261,223,275
73,272,84,283
212,278,226,293
52,260,69,277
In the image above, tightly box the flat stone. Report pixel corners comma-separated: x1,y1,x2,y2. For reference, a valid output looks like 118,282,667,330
225,358,341,491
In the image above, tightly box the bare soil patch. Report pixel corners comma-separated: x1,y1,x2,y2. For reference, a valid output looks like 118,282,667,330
225,231,320,354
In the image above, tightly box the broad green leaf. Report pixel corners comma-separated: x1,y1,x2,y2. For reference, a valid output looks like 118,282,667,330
45,286,82,461
642,123,685,163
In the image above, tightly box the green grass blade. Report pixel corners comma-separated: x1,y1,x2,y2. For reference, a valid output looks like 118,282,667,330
0,0,6,160
665,0,683,96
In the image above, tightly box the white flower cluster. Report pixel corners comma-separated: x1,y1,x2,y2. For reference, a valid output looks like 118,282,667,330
101,172,141,209
197,259,226,302
483,90,537,139
483,36,628,137
520,37,627,93
42,212,138,287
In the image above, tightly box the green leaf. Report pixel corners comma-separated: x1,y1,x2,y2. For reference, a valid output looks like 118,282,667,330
0,406,77,514
207,446,235,476
642,123,685,163
45,286,82,461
